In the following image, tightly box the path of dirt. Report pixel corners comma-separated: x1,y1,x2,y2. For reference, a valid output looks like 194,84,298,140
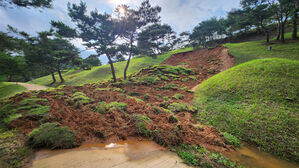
11,82,48,91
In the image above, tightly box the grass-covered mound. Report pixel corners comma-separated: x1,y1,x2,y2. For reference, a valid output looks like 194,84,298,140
224,32,299,65
193,58,299,162
29,48,193,87
0,82,27,99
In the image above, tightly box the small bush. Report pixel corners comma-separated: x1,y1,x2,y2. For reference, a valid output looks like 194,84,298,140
27,122,75,149
168,103,189,113
173,94,184,100
134,114,152,137
221,132,241,148
107,102,127,111
91,102,107,114
71,92,94,108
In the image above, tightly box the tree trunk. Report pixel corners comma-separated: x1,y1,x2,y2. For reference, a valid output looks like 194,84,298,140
8,75,12,82
292,10,298,40
276,22,281,40
107,54,117,82
124,35,134,80
281,22,285,43
266,30,270,43
51,71,56,83
57,66,64,82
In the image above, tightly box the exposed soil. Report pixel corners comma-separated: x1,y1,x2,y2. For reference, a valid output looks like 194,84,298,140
6,46,234,154
9,82,48,91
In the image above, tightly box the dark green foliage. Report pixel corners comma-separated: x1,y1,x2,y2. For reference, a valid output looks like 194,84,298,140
134,114,152,137
27,122,75,149
221,132,241,148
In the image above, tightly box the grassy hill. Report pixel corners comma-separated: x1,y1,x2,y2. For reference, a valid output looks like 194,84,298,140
0,82,27,99
193,58,299,162
29,48,193,87
224,32,299,65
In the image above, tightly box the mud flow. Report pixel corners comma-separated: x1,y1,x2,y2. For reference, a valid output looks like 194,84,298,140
225,144,299,168
32,140,190,168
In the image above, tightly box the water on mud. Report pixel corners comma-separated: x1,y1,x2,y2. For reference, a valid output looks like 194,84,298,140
226,144,299,168
31,141,299,168
31,140,189,168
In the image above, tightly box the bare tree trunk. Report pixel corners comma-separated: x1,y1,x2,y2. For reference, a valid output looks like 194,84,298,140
107,54,117,82
124,34,134,80
8,75,12,82
57,66,64,82
51,71,56,83
266,30,270,43
292,10,298,40
281,22,285,43
276,22,281,40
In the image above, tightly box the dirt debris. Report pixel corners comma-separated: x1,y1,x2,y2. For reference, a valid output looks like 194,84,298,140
5,46,234,153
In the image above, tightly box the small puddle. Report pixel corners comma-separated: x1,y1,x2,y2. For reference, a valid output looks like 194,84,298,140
225,144,299,168
31,140,189,168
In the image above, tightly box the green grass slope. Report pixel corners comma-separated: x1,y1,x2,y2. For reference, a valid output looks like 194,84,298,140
29,48,193,87
224,32,299,65
0,82,27,99
193,58,299,162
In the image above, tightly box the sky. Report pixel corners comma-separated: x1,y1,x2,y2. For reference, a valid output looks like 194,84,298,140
0,0,240,64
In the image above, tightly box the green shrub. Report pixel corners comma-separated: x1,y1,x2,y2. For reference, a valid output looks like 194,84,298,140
107,102,127,111
221,132,241,148
91,102,107,113
173,93,184,100
71,92,94,108
134,114,152,137
27,122,75,149
168,103,189,113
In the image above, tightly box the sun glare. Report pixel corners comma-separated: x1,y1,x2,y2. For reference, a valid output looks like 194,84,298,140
119,7,126,14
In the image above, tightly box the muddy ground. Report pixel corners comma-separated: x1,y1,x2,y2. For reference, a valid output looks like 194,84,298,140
6,46,235,154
